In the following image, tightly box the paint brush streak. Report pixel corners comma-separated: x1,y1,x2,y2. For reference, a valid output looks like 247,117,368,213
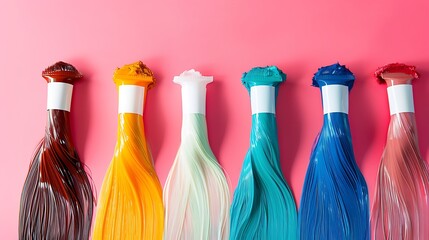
230,66,297,240
299,63,369,240
371,63,429,240
19,62,94,239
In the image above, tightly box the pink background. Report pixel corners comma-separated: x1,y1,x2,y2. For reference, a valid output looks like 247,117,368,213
1,0,429,238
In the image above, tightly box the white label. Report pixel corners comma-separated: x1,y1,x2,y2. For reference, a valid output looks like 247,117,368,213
181,84,207,114
250,86,275,114
47,82,73,111
321,85,349,114
118,85,145,115
387,85,414,115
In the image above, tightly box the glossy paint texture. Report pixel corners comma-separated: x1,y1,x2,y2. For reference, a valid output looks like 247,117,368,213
2,1,429,238
92,62,164,239
230,67,297,240
19,62,94,239
371,64,429,240
299,63,369,240
163,71,230,240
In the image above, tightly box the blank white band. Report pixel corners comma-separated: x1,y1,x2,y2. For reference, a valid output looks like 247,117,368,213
181,84,207,114
118,85,145,115
387,85,414,115
251,86,275,114
322,85,349,114
47,82,73,111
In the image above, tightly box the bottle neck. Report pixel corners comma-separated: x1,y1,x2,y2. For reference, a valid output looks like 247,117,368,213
47,82,73,112
118,85,145,116
387,84,414,115
181,84,207,115
45,110,72,142
180,114,209,144
321,85,349,114
250,86,276,115
116,85,146,141
179,84,208,140
45,83,73,141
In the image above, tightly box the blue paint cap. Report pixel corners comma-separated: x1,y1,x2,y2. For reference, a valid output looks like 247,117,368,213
312,63,355,90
